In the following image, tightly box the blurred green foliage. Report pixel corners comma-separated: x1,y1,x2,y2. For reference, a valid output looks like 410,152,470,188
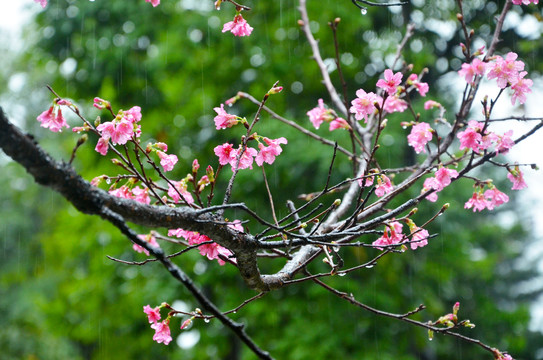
1,0,543,359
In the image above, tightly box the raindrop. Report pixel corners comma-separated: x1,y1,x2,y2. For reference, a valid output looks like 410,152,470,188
365,264,374,269
338,272,346,277
105,178,111,184
429,337,433,341
360,7,367,15
333,245,340,252
204,318,210,323
89,0,95,2
232,311,237,314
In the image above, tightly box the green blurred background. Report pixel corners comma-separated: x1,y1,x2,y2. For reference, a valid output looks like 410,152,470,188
1,0,543,359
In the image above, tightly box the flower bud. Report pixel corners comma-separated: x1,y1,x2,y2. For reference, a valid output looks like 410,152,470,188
77,134,88,146
206,165,215,183
268,85,283,95
192,159,200,173
453,301,460,315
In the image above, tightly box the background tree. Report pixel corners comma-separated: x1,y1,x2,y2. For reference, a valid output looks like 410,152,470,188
1,0,543,359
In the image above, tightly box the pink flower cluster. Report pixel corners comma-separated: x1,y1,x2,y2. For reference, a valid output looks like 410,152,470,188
464,187,509,212
458,52,533,105
360,174,394,197
109,185,151,204
95,106,142,155
37,105,70,132
349,70,428,122
307,99,341,130
372,220,429,251
214,104,239,130
168,180,195,205
143,305,172,345
376,69,403,96
407,122,433,153
214,137,287,170
134,233,160,256
457,120,514,154
422,167,459,202
406,74,429,96
168,228,235,265
507,168,528,190
222,14,253,37
350,90,379,122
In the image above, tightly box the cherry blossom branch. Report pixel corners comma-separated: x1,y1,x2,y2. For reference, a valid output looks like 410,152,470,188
238,92,354,158
298,0,347,116
311,277,499,356
97,207,272,360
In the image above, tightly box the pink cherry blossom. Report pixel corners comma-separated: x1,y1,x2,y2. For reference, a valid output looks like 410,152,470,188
145,0,160,7
329,118,350,131
457,121,483,152
255,137,287,166
168,181,194,204
382,96,408,113
228,220,244,232
407,74,429,96
350,89,378,122
507,169,527,190
222,14,253,37
458,58,486,84
484,188,509,210
487,52,525,89
372,221,404,250
375,175,393,197
154,142,168,152
510,71,533,105
195,235,234,265
109,185,134,200
422,177,439,202
97,119,134,145
143,305,161,324
512,0,538,5
134,234,160,256
407,122,433,154
124,106,142,123
464,192,490,212
95,137,109,155
434,167,459,190
495,130,514,154
132,186,151,204
376,69,403,96
357,175,374,188
410,227,429,250
307,99,335,129
229,146,258,170
424,100,441,110
157,151,178,172
214,104,238,130
34,0,47,8
169,228,235,265
151,320,172,345
214,143,236,165
37,106,69,132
